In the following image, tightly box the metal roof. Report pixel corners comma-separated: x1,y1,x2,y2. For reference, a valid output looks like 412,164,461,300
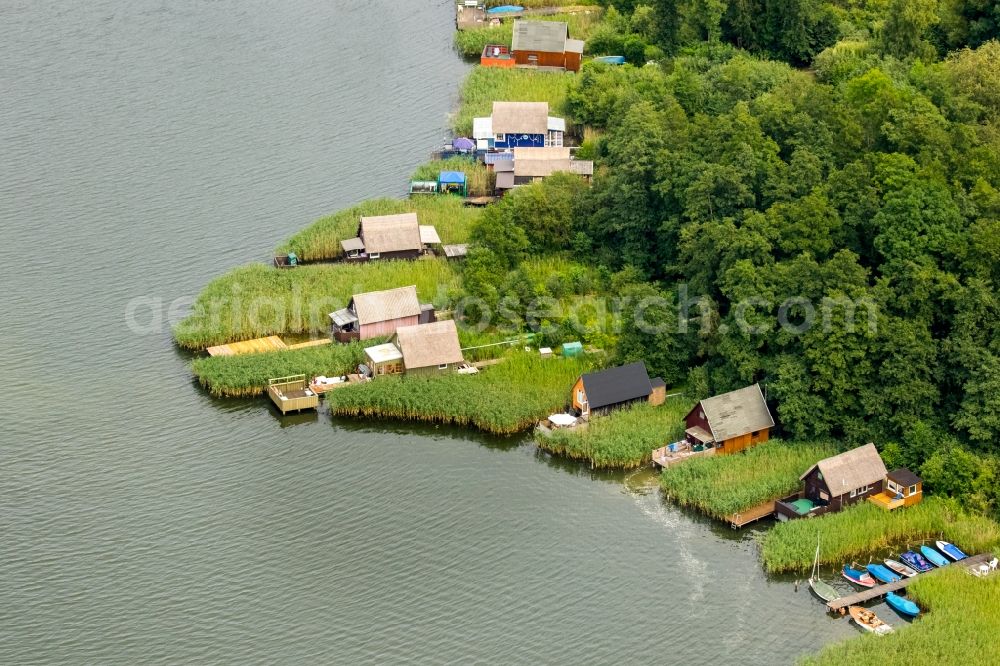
358,212,421,254
393,320,464,370
443,244,468,258
579,361,653,410
512,20,569,54
492,101,549,135
801,443,888,494
419,225,441,245
483,151,514,165
494,159,514,173
364,342,403,365
328,308,358,327
496,171,515,189
547,116,566,133
340,237,365,252
351,285,421,325
565,38,585,54
693,383,774,442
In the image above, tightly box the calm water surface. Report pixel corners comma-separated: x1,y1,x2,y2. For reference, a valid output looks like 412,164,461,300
1,1,859,663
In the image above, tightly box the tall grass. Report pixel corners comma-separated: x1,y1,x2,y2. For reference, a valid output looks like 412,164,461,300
192,342,368,397
325,351,591,434
173,260,460,350
761,497,1000,574
659,440,838,519
454,12,604,58
454,67,574,136
411,158,495,197
277,196,481,262
801,567,1000,665
537,398,688,469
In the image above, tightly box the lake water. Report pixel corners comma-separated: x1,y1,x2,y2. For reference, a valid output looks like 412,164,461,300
0,1,856,663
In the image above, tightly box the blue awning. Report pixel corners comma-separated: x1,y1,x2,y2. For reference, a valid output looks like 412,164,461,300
439,171,467,184
487,5,523,14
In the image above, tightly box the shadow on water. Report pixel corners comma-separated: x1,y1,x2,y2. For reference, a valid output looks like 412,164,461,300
326,412,523,451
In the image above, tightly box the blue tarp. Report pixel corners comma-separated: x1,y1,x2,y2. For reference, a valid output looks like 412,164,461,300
487,5,523,14
439,171,467,184
593,56,626,65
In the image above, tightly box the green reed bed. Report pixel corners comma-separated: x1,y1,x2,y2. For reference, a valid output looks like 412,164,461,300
410,158,494,197
800,566,1000,666
761,497,1000,574
536,398,688,469
277,196,481,262
454,11,604,59
659,440,837,520
454,67,574,136
191,342,369,398
325,352,591,435
173,259,459,350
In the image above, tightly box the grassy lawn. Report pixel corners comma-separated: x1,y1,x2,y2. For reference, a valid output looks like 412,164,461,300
276,196,481,262
536,398,688,469
325,351,592,435
761,497,1000,574
454,67,575,136
659,440,837,520
173,259,459,350
800,566,1000,665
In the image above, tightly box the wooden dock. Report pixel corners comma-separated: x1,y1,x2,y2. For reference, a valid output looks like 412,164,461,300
207,335,287,357
827,552,995,613
286,338,332,351
726,499,779,529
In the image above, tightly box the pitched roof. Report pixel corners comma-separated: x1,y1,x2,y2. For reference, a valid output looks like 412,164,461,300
801,443,888,494
692,383,774,442
888,467,922,486
565,38,585,54
513,147,572,177
492,101,549,135
580,361,653,409
358,212,421,254
350,285,421,325
512,20,569,54
394,319,464,370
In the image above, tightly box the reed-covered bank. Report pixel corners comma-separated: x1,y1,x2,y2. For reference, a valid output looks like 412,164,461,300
453,67,573,136
454,11,603,59
191,341,368,398
659,440,837,520
325,352,591,435
277,196,480,263
535,399,687,469
173,260,459,350
800,567,1000,666
411,158,494,197
761,497,1000,574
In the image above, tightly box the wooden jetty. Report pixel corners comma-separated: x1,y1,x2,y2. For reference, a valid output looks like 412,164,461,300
827,552,995,613
726,499,779,529
286,338,332,351
207,336,287,357
651,443,715,469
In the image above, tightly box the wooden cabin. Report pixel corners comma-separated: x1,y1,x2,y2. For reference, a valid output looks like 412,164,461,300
510,147,594,187
775,443,887,521
267,375,318,415
328,285,434,343
511,20,583,72
340,212,438,261
473,102,565,150
683,384,774,455
870,467,923,510
363,320,464,376
571,361,665,418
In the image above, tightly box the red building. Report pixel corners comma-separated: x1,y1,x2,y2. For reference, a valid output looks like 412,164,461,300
510,20,583,72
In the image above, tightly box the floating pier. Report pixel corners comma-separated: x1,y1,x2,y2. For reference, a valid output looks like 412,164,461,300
827,552,995,613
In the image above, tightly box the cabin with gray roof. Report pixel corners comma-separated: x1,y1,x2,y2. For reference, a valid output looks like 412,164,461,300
683,383,774,454
571,361,666,418
511,20,583,72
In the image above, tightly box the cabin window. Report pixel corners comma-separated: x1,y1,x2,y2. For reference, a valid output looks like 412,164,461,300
495,133,505,142
909,484,918,495
347,250,359,258
369,252,380,259
850,488,857,498
438,364,448,370
577,389,585,405
887,480,899,493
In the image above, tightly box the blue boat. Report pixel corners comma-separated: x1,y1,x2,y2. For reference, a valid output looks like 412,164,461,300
886,592,921,617
867,563,901,584
921,545,950,567
900,550,934,573
842,565,876,588
936,540,968,561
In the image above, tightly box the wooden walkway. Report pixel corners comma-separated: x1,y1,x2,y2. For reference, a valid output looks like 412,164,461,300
286,338,332,351
827,552,995,612
207,336,287,357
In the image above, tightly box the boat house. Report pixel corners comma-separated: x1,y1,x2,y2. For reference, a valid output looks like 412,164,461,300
682,383,774,454
571,361,666,418
511,20,583,72
341,212,438,261
364,319,464,376
328,285,435,343
473,102,565,150
775,443,887,521
870,467,923,510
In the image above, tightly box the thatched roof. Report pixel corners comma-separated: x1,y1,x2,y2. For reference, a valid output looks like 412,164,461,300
692,383,774,442
513,147,572,177
358,212,421,254
492,101,549,135
801,443,888,493
394,320,464,370
512,20,569,54
350,285,420,325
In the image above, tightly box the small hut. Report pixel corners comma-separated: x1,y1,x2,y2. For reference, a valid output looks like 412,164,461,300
438,171,468,196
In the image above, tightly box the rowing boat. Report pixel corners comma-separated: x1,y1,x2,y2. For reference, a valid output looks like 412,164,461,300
849,606,894,635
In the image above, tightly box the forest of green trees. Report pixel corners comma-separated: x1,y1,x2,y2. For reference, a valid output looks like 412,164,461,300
462,1,1000,513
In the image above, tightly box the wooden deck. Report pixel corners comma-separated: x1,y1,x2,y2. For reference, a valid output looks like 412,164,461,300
827,552,995,613
207,336,287,357
286,338,332,351
726,499,780,529
868,491,905,510
651,444,715,469
456,4,486,30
